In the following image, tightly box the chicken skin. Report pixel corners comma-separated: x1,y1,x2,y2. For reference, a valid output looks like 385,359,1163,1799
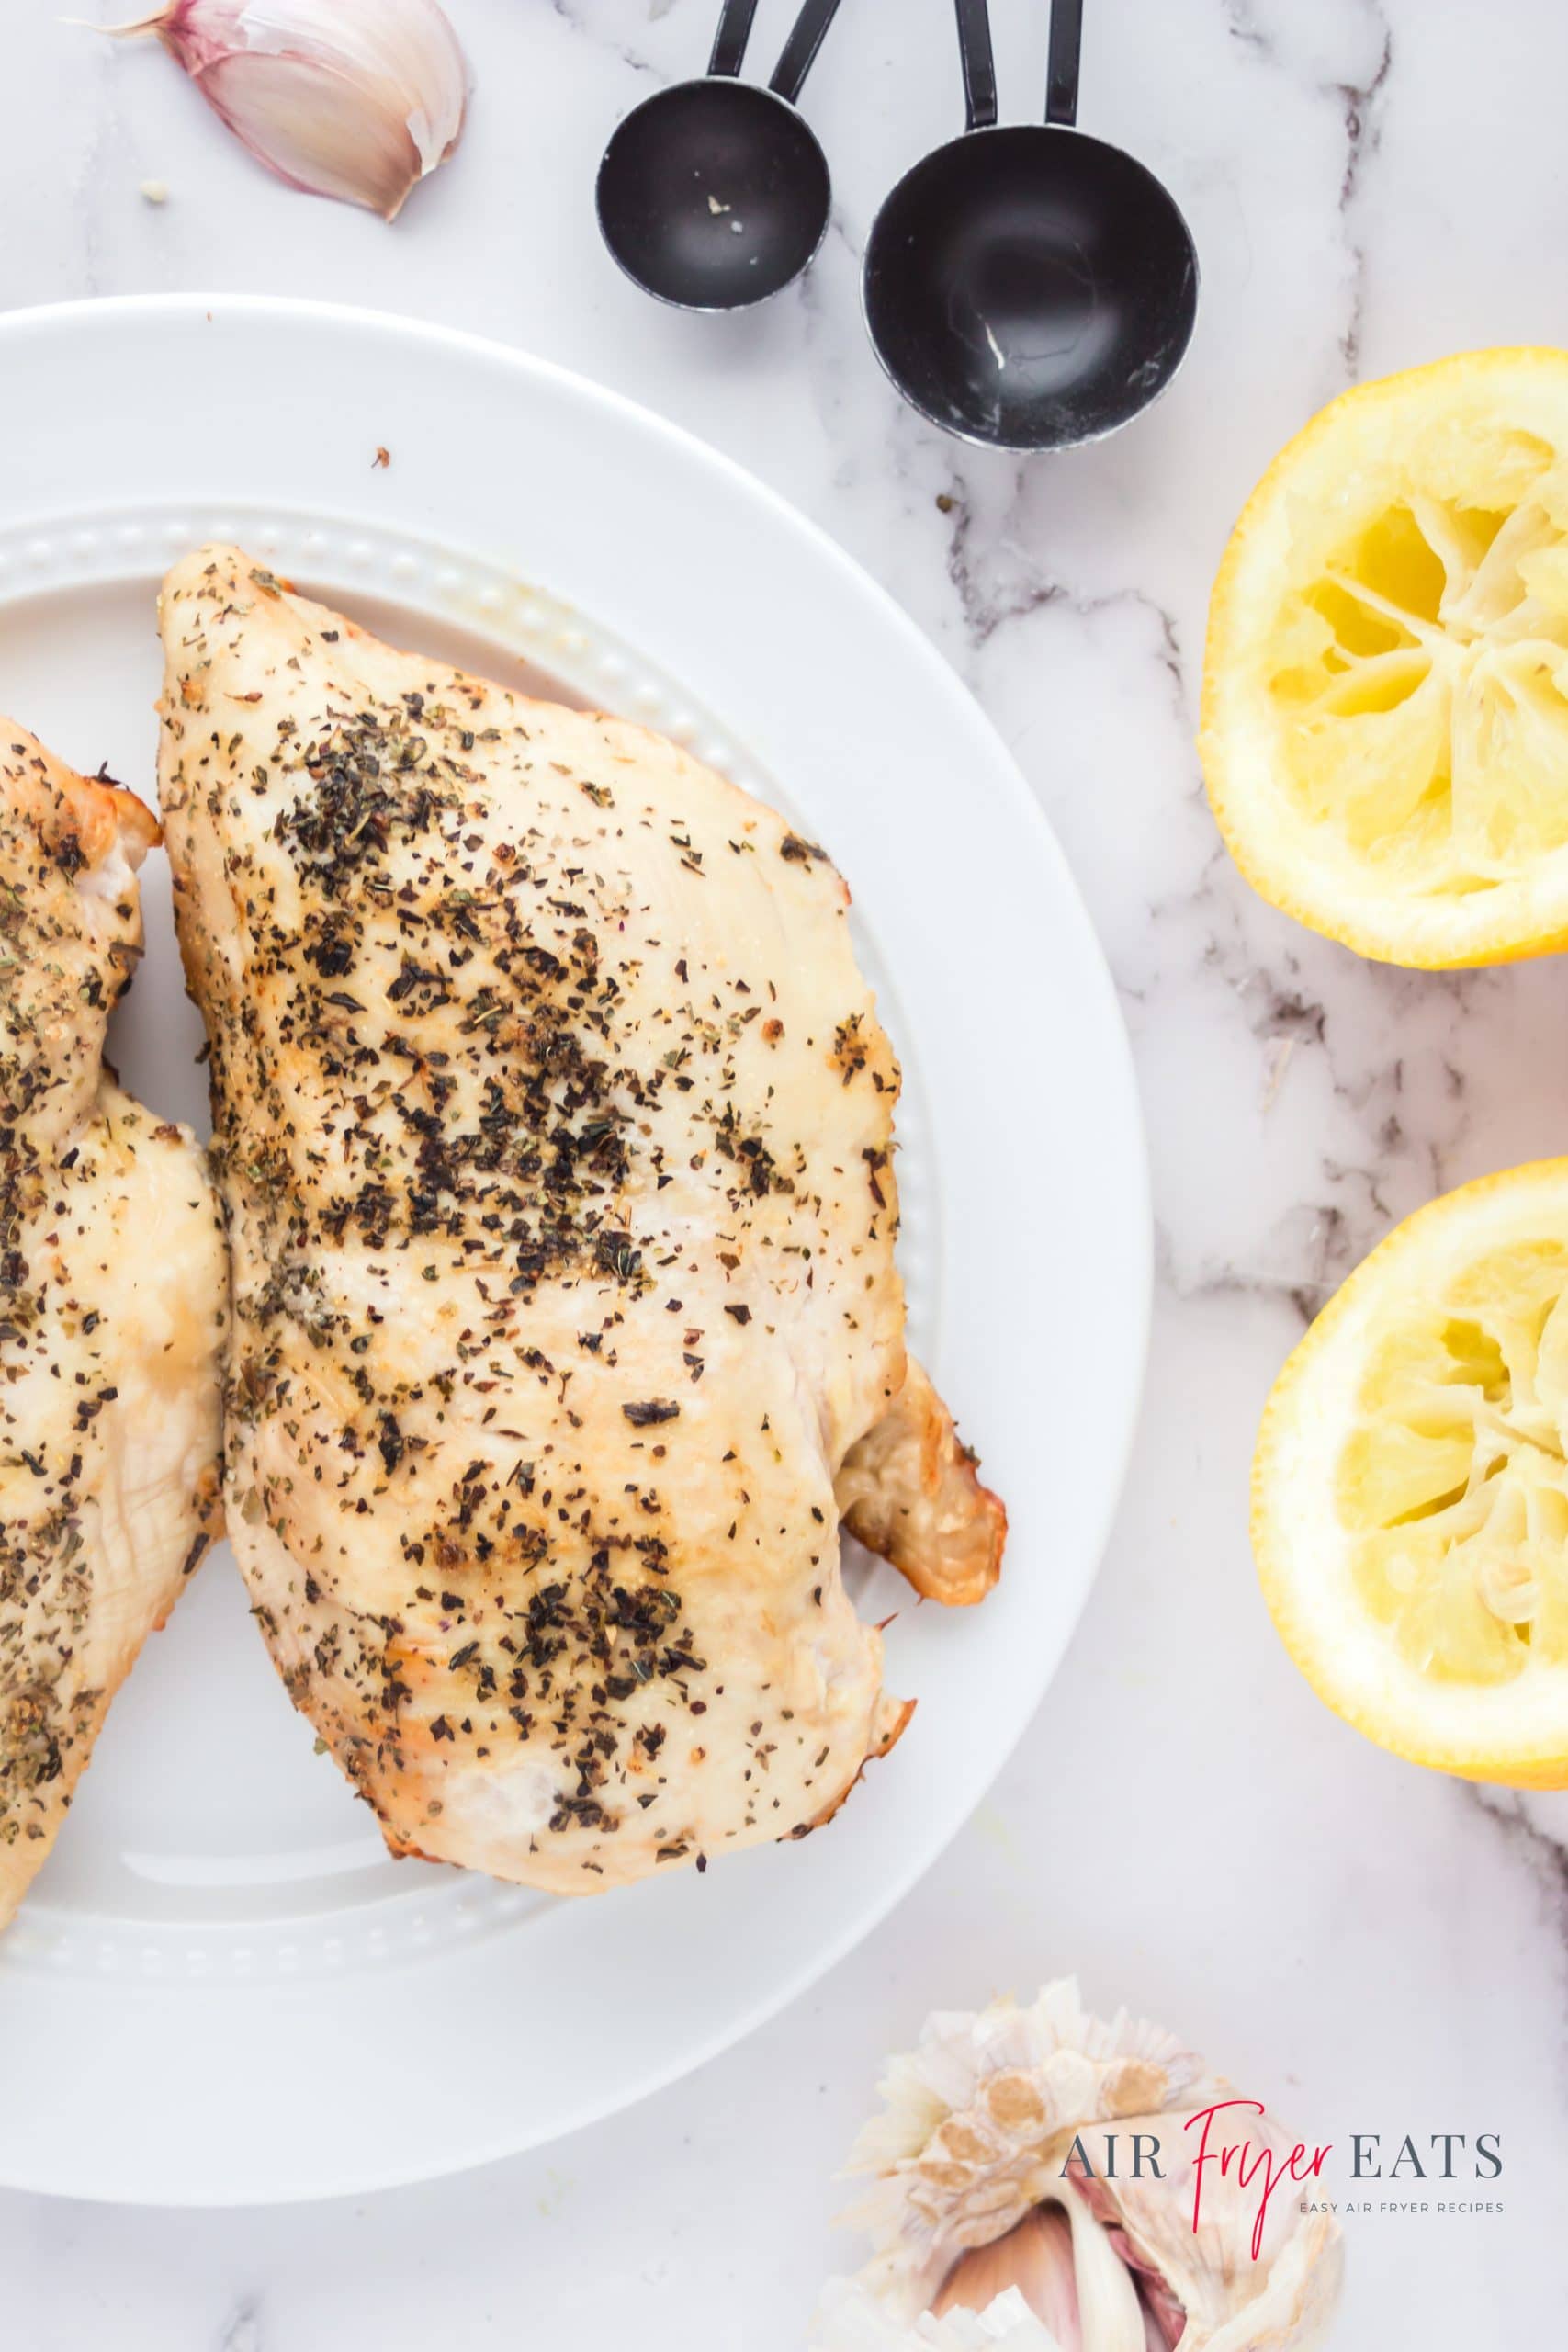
0,725,225,1927
159,546,1003,1893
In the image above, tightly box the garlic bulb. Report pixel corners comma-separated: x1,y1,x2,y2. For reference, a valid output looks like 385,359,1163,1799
101,0,468,219
811,1981,1342,2352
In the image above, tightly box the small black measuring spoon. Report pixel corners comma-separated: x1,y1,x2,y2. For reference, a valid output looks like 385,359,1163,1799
863,0,1198,449
597,0,845,312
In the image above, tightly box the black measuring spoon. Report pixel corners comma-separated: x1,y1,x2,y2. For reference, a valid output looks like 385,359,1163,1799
597,0,846,312
863,0,1198,449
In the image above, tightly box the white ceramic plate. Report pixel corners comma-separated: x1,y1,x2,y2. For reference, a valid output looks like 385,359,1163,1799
0,297,1148,2205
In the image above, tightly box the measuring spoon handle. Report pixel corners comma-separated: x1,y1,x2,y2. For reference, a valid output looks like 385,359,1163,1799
770,0,847,105
953,0,998,131
1046,0,1083,124
708,0,760,78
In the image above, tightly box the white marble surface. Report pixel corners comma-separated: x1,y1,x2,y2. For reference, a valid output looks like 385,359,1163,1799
2,0,1565,2341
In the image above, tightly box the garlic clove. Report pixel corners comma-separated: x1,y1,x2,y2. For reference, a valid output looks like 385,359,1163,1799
95,0,468,220
197,50,431,217
1051,2190,1151,2352
931,2210,1081,2342
1097,2222,1187,2350
931,2199,1179,2352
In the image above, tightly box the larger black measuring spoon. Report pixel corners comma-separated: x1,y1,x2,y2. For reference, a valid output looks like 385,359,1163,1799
863,0,1198,449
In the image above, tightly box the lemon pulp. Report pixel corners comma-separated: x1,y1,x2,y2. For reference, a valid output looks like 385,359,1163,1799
1337,1239,1568,1685
1275,448,1568,888
1203,351,1568,964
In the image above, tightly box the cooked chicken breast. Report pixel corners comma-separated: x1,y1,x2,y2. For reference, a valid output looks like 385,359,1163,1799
0,725,225,1928
159,545,1002,1893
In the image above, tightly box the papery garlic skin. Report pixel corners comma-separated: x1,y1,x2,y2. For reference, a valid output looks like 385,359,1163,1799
106,0,468,219
810,1981,1342,2352
815,2278,1062,2351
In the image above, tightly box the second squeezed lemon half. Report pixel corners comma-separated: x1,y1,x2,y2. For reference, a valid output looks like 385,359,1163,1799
1203,349,1568,967
1255,1162,1568,1784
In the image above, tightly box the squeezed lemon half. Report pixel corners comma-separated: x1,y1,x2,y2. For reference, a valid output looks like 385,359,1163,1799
1202,349,1568,967
1254,1163,1568,1783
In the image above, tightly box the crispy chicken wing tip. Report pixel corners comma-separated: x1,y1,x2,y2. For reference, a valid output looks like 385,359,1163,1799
836,1358,1007,1608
